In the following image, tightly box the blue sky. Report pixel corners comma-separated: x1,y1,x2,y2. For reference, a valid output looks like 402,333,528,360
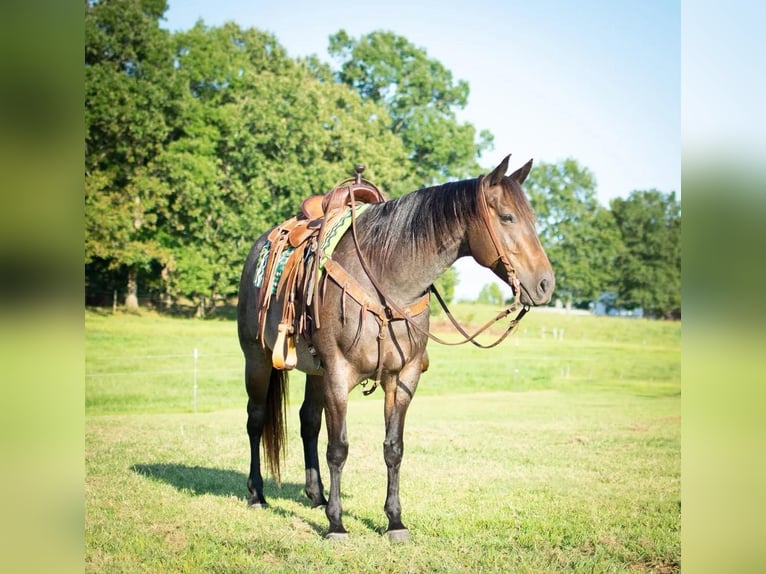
683,1,765,163
161,0,680,300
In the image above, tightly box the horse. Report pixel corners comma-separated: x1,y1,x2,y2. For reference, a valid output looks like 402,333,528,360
236,154,554,541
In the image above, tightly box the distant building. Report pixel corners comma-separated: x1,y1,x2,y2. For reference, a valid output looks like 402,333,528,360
591,293,644,318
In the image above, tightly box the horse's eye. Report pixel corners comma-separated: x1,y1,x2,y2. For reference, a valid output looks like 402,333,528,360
500,213,515,224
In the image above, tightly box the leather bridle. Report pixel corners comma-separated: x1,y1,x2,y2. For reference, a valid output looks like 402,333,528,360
475,175,522,297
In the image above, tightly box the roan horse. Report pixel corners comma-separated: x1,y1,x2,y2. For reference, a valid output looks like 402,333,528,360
237,155,554,541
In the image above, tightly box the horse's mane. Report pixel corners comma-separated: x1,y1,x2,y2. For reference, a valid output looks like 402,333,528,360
356,175,535,268
354,179,476,266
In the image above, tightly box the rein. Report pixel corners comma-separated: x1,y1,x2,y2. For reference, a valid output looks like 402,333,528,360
346,178,530,349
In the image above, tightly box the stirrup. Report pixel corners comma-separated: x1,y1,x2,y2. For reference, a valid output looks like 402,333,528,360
273,323,290,370
285,333,298,369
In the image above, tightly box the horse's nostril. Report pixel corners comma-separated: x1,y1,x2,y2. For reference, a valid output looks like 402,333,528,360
538,277,550,296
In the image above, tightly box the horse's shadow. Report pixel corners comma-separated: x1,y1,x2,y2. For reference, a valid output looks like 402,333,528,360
130,463,383,536
131,463,300,500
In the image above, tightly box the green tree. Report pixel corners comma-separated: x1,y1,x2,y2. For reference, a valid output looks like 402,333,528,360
85,0,179,309
84,16,496,315
610,190,681,319
525,159,624,307
152,22,296,314
429,266,457,315
154,22,411,314
328,30,493,186
477,283,503,306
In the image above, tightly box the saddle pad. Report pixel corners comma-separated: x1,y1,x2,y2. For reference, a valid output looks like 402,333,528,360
253,203,371,293
253,242,294,291
318,203,370,270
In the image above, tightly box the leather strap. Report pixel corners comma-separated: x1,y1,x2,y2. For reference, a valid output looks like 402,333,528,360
475,175,521,297
324,258,430,321
324,257,430,395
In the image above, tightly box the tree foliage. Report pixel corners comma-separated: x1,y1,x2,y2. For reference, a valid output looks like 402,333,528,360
610,190,681,318
85,6,414,313
85,0,180,308
477,283,503,306
525,159,624,307
328,30,493,186
156,23,410,313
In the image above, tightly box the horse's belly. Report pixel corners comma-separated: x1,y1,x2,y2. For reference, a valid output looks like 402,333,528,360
294,339,324,375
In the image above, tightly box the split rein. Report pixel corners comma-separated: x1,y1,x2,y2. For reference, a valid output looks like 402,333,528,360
346,179,530,350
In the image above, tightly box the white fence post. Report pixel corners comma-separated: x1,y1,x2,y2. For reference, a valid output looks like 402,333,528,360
193,347,198,413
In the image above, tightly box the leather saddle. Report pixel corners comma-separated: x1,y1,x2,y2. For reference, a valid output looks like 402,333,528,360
255,168,387,370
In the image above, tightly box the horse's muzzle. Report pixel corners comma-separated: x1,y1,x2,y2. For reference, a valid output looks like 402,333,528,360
519,271,555,306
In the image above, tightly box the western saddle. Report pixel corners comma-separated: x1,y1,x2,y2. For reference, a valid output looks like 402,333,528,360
255,165,390,370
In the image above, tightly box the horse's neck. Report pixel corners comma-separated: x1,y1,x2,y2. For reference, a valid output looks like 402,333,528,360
382,237,463,302
368,195,468,301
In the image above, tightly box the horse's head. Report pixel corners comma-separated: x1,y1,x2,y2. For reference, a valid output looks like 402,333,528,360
467,155,555,306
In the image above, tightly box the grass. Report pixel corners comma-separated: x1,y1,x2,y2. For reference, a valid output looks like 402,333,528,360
85,304,680,412
85,305,680,572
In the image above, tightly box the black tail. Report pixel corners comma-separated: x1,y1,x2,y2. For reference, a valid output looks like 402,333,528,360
262,368,289,486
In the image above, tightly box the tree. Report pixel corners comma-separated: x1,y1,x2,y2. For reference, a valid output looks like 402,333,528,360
152,22,298,314
85,0,179,309
328,30,493,186
477,283,503,306
610,190,681,319
84,17,495,315
525,159,624,307
153,22,411,314
429,266,457,315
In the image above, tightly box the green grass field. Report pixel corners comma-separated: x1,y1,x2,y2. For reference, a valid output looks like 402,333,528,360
86,305,680,573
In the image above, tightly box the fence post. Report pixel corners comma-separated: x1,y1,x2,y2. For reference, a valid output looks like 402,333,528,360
193,347,198,413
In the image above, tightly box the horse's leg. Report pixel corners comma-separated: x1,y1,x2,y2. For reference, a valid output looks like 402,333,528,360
381,363,422,542
245,354,271,508
323,368,352,539
300,374,328,508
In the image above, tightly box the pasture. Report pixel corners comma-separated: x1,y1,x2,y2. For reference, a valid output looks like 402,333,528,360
85,305,680,573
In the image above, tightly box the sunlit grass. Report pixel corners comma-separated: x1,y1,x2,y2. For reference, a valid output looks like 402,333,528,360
85,305,680,412
85,306,680,572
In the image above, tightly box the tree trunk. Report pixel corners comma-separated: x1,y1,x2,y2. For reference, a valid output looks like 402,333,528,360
125,267,139,311
195,295,206,319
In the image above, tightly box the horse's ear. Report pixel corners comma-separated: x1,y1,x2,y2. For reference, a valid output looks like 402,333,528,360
510,159,533,184
487,154,511,186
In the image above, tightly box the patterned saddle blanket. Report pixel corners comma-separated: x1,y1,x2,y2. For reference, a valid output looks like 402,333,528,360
253,203,371,295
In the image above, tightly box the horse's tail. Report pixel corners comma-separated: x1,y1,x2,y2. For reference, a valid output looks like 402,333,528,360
263,368,289,486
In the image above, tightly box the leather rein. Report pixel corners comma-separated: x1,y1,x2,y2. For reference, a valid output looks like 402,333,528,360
346,176,530,349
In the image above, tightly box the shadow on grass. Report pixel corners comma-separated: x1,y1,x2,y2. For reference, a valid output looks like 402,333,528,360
131,463,304,501
131,463,386,536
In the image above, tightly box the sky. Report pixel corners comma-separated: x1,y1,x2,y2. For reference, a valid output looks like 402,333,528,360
161,0,680,301
682,1,765,163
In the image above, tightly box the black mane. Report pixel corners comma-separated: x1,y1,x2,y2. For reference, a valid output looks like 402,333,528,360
356,178,480,267
356,175,535,267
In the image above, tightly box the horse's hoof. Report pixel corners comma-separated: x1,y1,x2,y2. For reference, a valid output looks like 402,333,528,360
386,528,411,543
325,531,349,541
248,500,268,509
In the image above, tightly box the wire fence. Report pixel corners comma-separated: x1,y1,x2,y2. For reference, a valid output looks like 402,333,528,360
86,348,245,413
85,325,676,415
